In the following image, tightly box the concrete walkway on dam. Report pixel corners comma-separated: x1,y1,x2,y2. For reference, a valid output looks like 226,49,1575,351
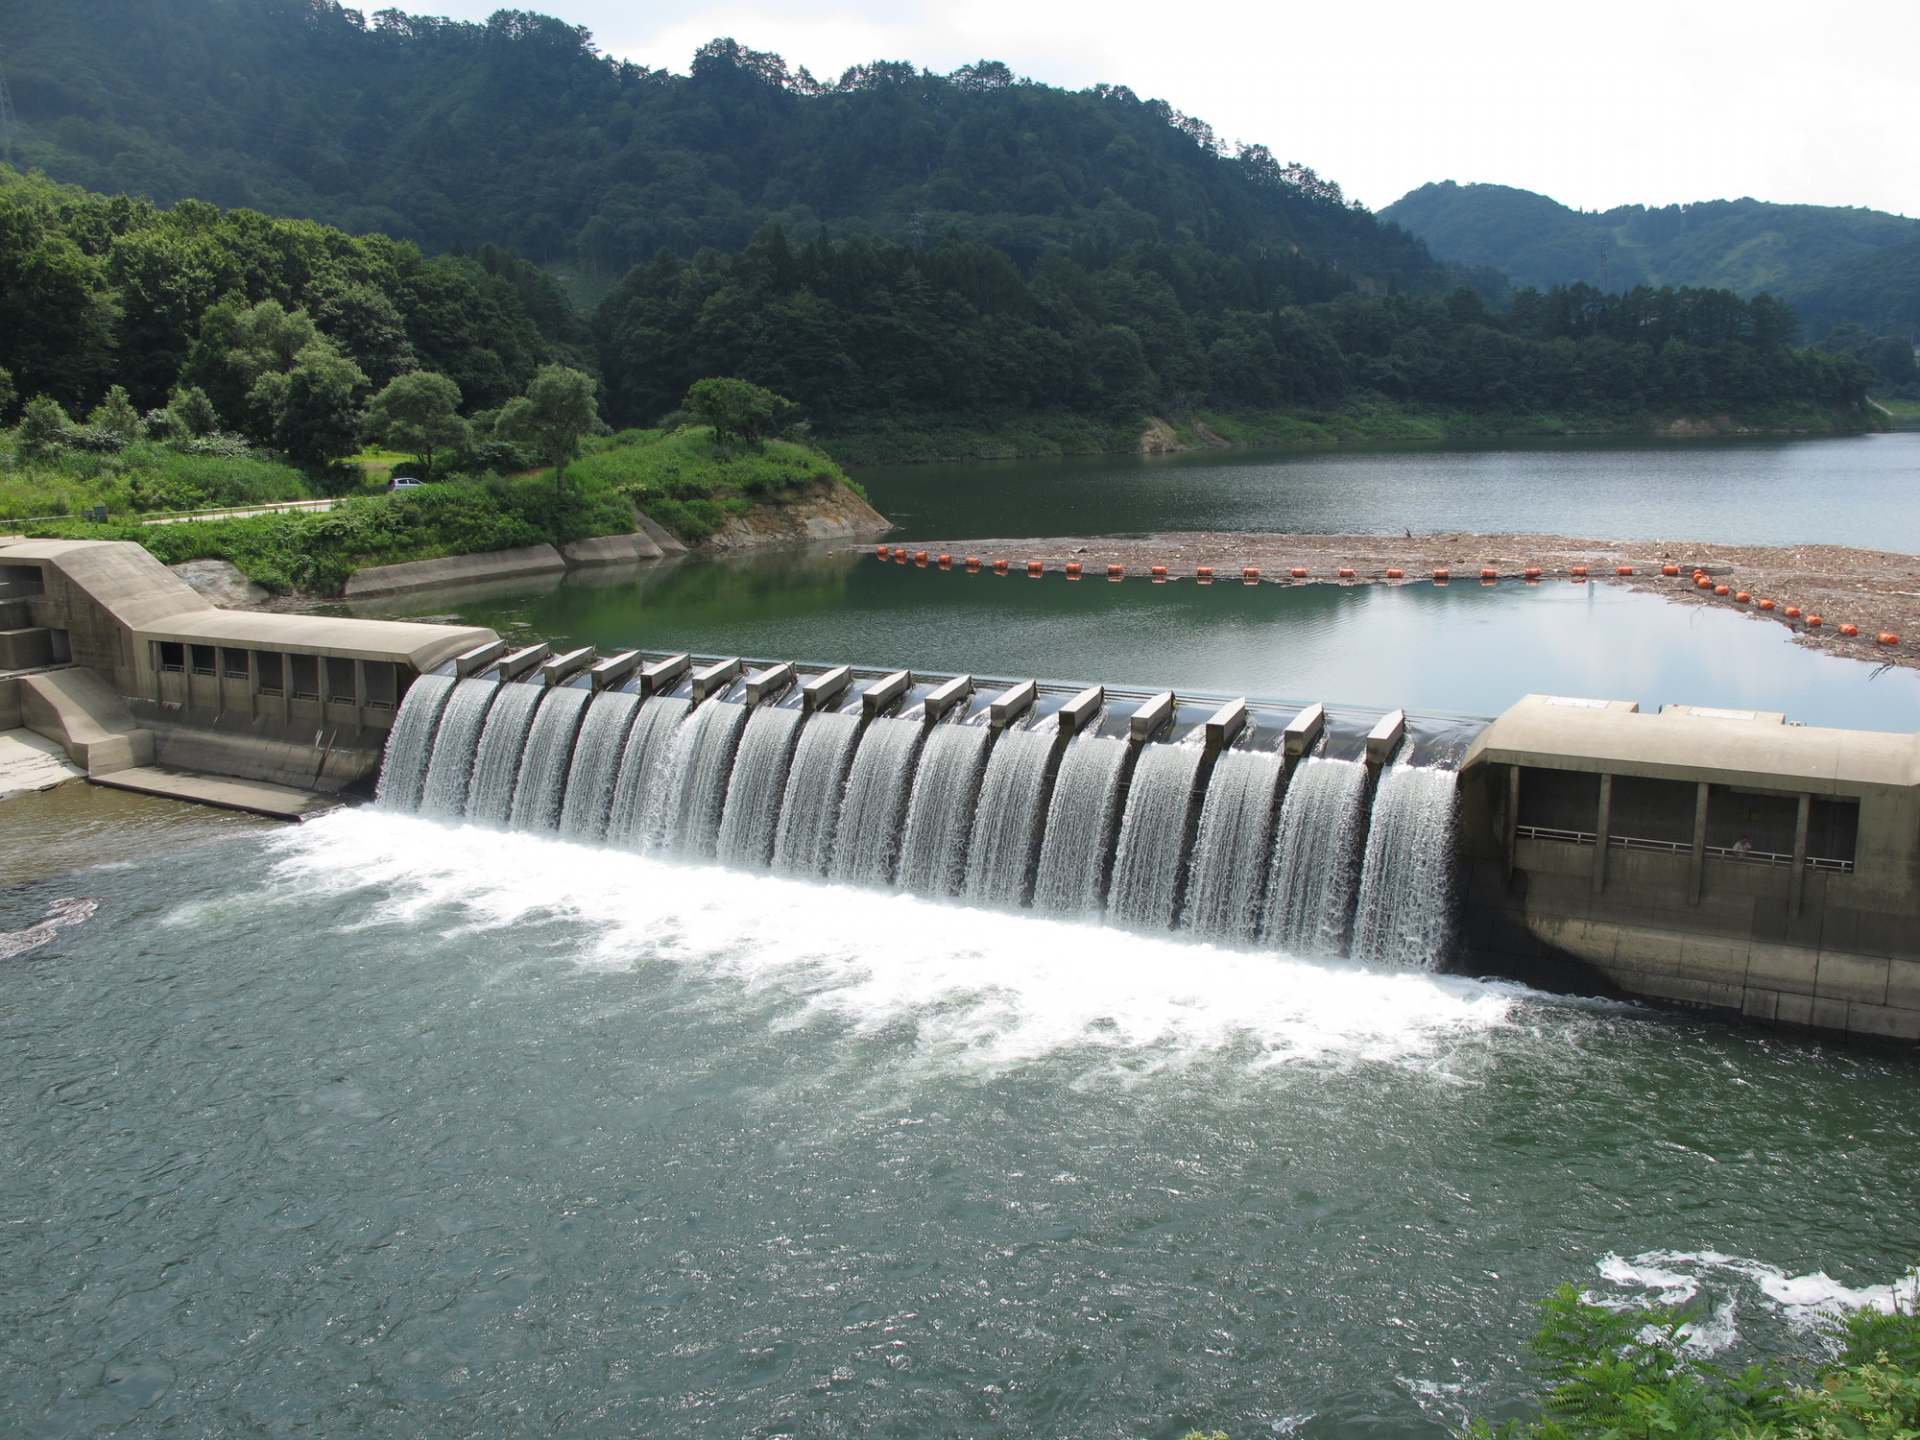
88,765,339,820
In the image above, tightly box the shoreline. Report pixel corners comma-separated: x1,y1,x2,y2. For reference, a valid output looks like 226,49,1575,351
822,401,1881,467
882,531,1920,672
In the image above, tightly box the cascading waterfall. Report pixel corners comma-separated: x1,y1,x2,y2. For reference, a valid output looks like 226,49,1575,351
373,670,1466,973
1350,764,1460,970
770,711,863,878
507,686,592,833
1107,741,1207,930
605,696,691,847
896,721,994,897
639,700,751,857
715,706,808,869
830,717,928,886
1181,750,1283,942
465,683,546,824
1031,734,1128,917
376,673,455,811
962,726,1059,908
1262,757,1368,957
418,677,504,817
556,690,643,841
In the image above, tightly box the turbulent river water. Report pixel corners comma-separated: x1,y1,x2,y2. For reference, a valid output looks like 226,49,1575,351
4,812,1916,1437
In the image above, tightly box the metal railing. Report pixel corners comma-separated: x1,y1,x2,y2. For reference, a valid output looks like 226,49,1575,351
1515,823,1854,874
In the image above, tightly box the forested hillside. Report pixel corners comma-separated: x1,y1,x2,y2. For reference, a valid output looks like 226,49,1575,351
0,167,589,419
10,0,1441,300
1382,181,1920,340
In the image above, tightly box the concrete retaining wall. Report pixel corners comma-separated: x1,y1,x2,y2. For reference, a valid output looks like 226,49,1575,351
343,544,568,597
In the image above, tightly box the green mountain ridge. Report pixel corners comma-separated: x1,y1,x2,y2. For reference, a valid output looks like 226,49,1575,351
10,0,1443,303
1381,181,1920,338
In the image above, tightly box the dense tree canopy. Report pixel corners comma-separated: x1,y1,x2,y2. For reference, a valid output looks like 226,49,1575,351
595,228,1874,430
8,0,1447,300
1383,181,1920,343
0,166,592,415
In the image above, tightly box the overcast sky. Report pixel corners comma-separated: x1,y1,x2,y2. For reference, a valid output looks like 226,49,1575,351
357,0,1917,217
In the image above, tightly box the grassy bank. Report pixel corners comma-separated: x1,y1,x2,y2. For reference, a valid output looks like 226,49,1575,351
822,398,1880,465
22,427,858,594
0,435,334,523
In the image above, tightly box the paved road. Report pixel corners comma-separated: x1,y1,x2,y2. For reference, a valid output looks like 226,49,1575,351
141,498,339,525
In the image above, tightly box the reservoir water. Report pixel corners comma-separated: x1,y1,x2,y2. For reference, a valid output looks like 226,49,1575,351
858,431,1920,549
363,548,1920,732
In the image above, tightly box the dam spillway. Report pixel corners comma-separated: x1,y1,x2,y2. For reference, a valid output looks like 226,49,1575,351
377,661,1465,968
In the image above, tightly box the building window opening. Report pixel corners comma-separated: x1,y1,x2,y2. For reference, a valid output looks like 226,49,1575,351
364,663,399,710
190,644,217,677
289,654,320,701
255,651,284,696
158,641,186,673
221,647,250,680
325,657,357,705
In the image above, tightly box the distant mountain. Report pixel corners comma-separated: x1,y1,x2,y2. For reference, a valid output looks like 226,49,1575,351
1381,182,1920,337
9,0,1444,302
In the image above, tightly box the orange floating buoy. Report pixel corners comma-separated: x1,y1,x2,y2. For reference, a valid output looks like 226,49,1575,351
1734,591,1751,604
1877,631,1900,646
1479,567,1498,581
1570,565,1589,577
913,550,929,566
875,543,890,559
1616,566,1634,577
992,558,1009,575
1784,605,1800,619
1757,598,1775,612
965,555,980,572
1385,567,1405,580
1696,576,1713,590
1064,561,1082,580
1839,623,1858,636
1195,564,1214,584
1432,568,1450,583
1806,614,1822,628
894,548,908,564
1523,567,1542,581
937,552,952,569
1026,559,1043,577
1242,566,1260,584
1662,564,1680,577
1151,564,1169,583
1337,567,1355,579
1106,563,1124,580
1714,584,1730,596
1290,567,1308,579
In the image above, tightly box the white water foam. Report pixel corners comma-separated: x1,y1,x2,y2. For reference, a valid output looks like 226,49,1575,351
258,809,1522,1078
1591,1248,1920,1353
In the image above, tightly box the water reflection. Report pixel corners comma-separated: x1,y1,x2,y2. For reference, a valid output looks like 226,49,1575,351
368,552,1920,732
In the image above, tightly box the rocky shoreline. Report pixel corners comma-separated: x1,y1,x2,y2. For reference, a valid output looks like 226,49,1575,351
886,531,1920,671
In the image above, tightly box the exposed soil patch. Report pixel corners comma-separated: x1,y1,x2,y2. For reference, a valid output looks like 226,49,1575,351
884,531,1920,672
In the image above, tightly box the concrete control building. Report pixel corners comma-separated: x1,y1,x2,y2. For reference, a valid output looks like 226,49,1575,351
1,538,494,799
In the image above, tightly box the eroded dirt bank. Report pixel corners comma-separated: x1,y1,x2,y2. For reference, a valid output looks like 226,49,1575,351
883,531,1920,671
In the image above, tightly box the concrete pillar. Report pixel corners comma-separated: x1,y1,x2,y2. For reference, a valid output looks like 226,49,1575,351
354,659,368,730
1592,772,1612,895
1503,764,1520,885
1791,791,1811,918
1689,781,1709,905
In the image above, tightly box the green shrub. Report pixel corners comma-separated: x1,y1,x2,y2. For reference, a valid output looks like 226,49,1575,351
1468,1281,1920,1439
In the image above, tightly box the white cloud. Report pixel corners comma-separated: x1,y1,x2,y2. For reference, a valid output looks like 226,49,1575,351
355,0,1919,216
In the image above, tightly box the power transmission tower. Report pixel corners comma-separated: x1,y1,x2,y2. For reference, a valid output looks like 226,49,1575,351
0,43,17,166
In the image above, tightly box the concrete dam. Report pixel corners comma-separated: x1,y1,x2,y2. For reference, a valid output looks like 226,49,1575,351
5,539,1917,1043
